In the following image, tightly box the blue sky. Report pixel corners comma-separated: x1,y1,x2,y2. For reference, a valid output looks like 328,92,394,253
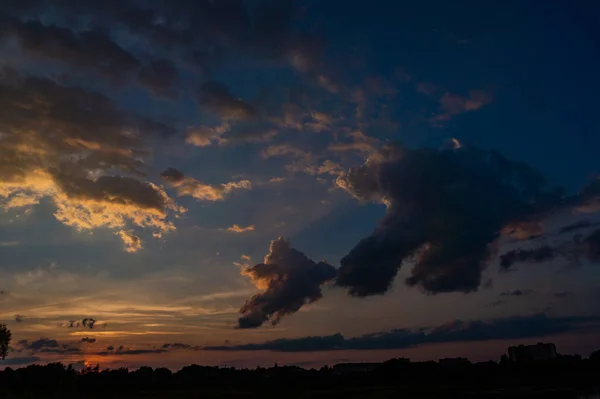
0,0,599,370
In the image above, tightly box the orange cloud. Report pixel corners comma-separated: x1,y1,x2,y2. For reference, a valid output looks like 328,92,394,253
224,224,255,233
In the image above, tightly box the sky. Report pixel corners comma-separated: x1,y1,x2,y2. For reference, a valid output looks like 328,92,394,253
0,0,599,370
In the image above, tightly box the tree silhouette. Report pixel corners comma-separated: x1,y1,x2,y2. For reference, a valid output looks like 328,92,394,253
0,324,11,360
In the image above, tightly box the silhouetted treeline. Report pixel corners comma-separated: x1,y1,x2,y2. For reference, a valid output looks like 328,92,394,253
1,352,599,398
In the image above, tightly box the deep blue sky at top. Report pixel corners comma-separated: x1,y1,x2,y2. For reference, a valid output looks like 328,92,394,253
306,0,600,188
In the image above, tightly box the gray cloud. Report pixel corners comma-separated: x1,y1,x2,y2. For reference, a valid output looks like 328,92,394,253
205,314,600,352
80,337,96,344
238,237,337,328
500,289,533,297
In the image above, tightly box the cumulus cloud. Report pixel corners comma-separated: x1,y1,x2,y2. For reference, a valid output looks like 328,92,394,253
205,313,600,352
334,142,594,296
224,224,256,234
0,69,183,247
160,168,251,201
237,238,337,328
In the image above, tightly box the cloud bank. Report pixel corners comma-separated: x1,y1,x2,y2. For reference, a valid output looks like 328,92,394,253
206,313,600,352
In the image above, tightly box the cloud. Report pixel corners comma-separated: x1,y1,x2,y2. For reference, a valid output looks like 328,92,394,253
432,90,492,123
0,69,183,247
185,125,228,148
0,0,322,73
500,228,600,269
61,318,99,330
500,289,534,297
116,230,143,253
204,314,600,352
198,81,257,121
137,59,179,98
224,224,256,234
328,131,381,156
98,345,166,356
334,142,588,297
500,246,556,270
0,15,139,83
161,342,201,351
14,315,23,323
161,168,251,201
554,292,575,299
0,356,40,366
80,337,96,344
237,238,337,328
17,338,81,354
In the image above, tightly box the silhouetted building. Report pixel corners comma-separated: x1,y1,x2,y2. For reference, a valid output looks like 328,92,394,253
508,342,557,362
332,362,379,374
439,357,471,368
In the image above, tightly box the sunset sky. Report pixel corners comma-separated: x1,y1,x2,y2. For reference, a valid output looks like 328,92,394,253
1,0,599,370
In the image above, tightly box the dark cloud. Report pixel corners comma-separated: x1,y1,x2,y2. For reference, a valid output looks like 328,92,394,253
98,345,166,356
62,318,98,329
555,292,575,299
335,142,569,296
0,14,139,82
558,220,599,234
198,81,257,121
500,246,557,270
500,289,533,297
500,229,600,269
0,356,40,366
80,337,96,344
14,315,23,323
17,338,81,354
161,343,201,351
238,237,337,328
137,59,179,98
20,338,59,351
160,168,185,184
205,314,600,352
0,0,322,75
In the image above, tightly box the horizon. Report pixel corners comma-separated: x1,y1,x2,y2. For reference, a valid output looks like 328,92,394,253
1,0,600,372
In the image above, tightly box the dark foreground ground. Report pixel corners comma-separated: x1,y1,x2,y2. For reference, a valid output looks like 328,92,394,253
1,356,599,398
